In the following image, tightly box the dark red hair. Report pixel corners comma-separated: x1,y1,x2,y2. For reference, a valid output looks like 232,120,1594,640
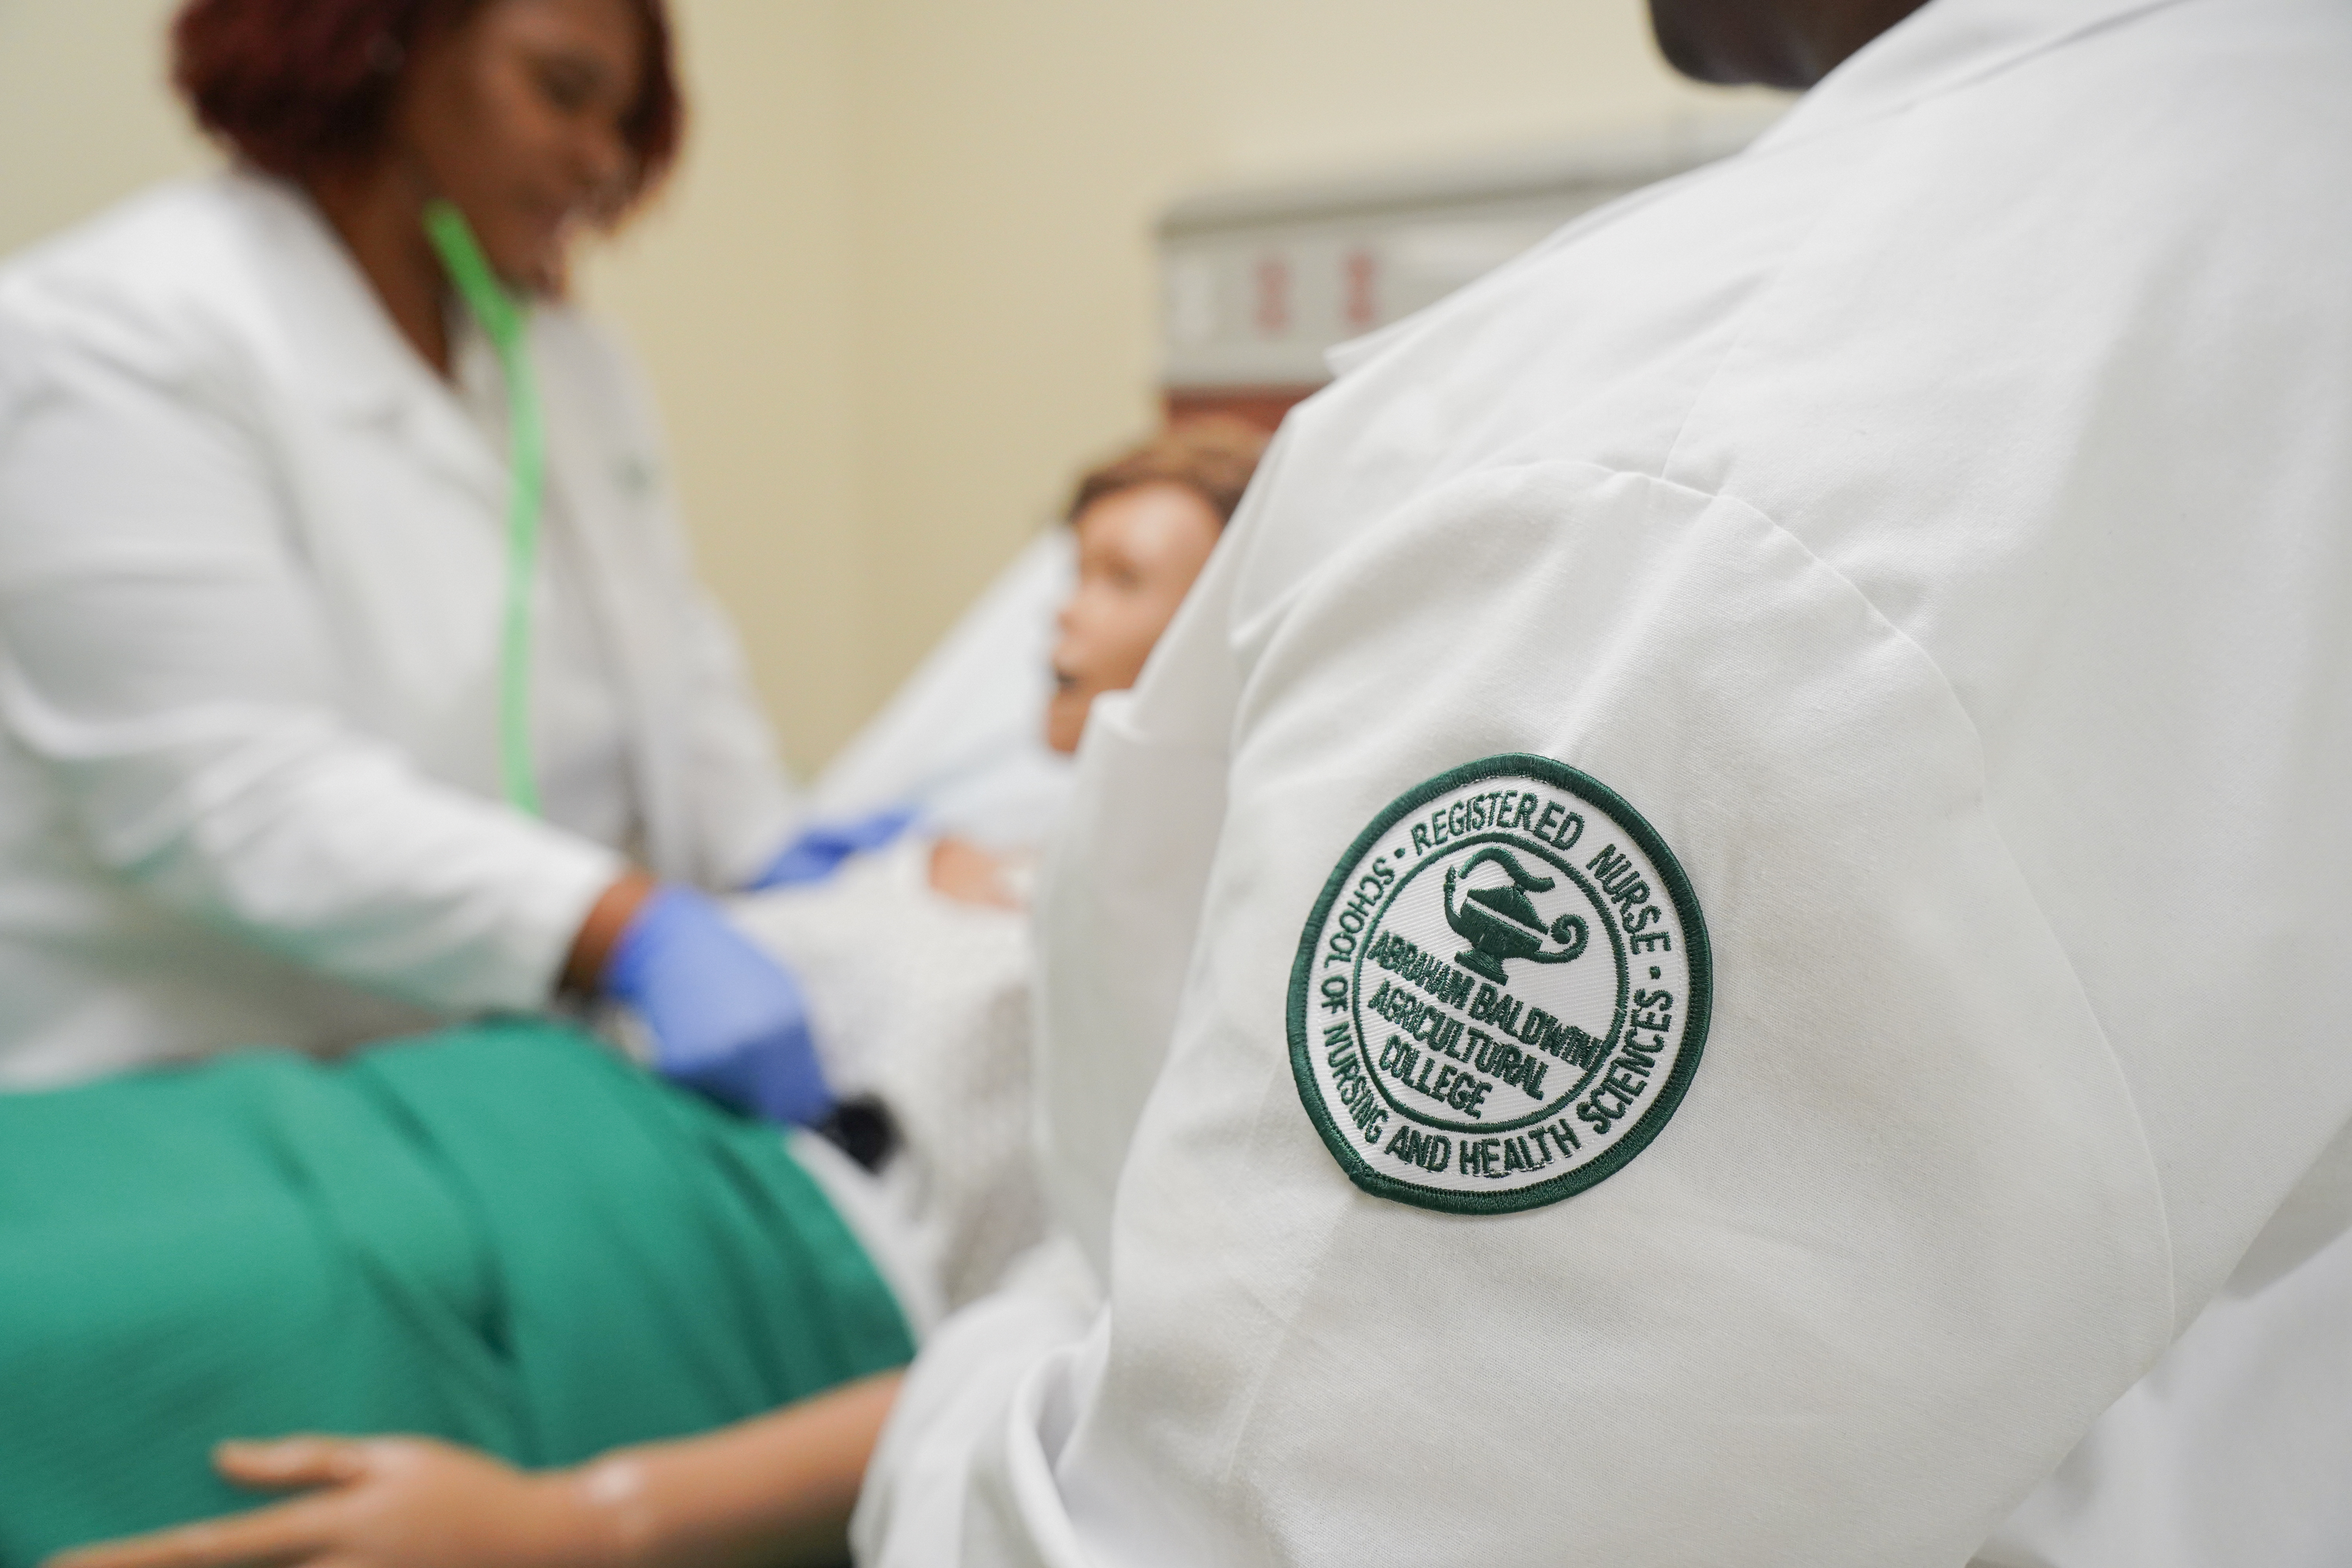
171,0,683,216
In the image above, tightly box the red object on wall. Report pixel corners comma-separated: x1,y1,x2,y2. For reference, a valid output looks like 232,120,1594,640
1343,247,1379,330
1253,255,1291,336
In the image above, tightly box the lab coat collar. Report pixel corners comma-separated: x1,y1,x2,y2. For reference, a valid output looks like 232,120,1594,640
1752,0,2191,152
220,171,509,509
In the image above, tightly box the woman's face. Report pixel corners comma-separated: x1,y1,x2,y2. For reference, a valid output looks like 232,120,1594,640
396,0,646,289
1047,483,1223,755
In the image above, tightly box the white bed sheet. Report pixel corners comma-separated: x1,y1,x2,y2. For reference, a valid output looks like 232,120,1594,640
811,532,1076,851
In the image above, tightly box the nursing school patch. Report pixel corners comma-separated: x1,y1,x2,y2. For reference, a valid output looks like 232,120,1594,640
1288,754,1711,1215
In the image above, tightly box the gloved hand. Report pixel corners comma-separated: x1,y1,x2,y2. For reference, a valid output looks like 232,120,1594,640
745,804,919,890
602,885,835,1125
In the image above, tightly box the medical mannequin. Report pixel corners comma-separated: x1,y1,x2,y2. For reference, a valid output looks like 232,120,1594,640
926,419,1256,905
0,0,861,1120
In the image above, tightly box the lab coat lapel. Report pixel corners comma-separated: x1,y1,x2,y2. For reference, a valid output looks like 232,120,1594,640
250,170,698,880
239,173,510,515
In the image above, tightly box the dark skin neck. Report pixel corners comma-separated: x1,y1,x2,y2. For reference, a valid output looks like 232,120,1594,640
306,162,456,379
1648,0,1934,88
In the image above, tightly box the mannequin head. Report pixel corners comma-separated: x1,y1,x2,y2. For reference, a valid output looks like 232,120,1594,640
1046,419,1268,754
1047,483,1224,756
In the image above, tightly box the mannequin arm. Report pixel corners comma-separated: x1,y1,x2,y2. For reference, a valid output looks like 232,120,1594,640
46,1373,902,1568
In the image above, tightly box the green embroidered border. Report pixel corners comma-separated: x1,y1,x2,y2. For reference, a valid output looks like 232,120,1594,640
1286,752,1713,1217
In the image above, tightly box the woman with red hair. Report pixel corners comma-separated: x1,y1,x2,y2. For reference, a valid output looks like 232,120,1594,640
0,6,936,1563
0,2,857,1126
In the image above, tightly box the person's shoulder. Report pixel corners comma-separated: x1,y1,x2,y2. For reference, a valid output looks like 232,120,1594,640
0,171,284,311
0,171,309,383
2036,0,2352,100
1909,0,2351,167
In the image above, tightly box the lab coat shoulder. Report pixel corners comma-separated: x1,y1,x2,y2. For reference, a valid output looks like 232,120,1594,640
1243,0,2352,1318
0,176,323,417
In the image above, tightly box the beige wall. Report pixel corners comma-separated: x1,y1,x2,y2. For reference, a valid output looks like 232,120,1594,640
0,0,1766,771
576,3,873,765
0,0,209,247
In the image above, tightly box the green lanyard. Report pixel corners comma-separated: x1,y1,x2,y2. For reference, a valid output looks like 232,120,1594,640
422,200,544,817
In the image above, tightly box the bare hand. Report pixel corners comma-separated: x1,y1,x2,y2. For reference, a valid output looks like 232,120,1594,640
926,837,1019,909
44,1436,615,1568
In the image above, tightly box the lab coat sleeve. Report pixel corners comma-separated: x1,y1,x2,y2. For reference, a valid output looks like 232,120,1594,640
853,1236,1104,1568
865,461,2182,1567
0,323,620,1015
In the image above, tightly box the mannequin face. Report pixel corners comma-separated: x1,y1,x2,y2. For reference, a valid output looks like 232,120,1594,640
1046,483,1224,755
394,0,645,288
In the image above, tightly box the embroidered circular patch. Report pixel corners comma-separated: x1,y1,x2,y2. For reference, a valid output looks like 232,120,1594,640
1288,753,1711,1214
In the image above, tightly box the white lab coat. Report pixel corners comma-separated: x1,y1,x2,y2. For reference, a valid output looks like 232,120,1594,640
0,172,797,1085
853,1,2352,1564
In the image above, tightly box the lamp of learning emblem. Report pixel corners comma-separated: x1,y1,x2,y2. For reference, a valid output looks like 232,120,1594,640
1442,846,1590,985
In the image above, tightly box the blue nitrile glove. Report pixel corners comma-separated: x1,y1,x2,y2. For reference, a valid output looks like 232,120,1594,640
603,885,835,1126
746,804,920,890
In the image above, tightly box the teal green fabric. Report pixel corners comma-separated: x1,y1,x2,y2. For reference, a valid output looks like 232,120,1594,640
0,1022,913,1566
